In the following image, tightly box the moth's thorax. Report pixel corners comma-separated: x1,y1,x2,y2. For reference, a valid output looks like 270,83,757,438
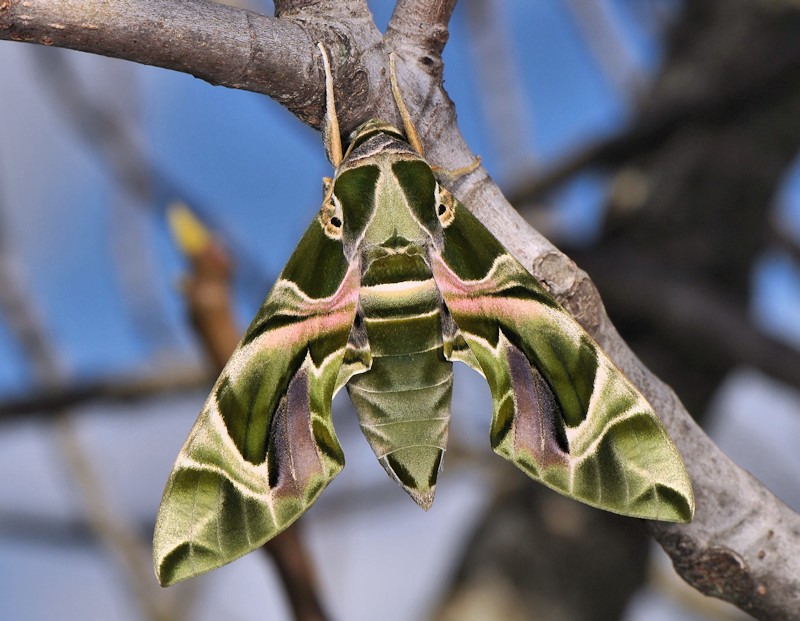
364,162,428,248
330,129,441,259
361,241,431,287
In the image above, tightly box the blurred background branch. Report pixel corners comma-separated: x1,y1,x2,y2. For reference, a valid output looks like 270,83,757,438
0,154,192,619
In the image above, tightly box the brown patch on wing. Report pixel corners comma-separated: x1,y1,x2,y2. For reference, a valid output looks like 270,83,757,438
267,364,324,498
504,341,570,468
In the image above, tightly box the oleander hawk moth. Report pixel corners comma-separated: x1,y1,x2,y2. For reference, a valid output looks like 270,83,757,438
153,44,694,587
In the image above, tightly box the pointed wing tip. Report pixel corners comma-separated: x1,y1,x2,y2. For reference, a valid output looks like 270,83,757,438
153,549,195,588
153,557,184,588
154,567,175,588
636,506,694,523
667,498,696,524
411,488,436,511
572,491,695,523
628,489,695,524
152,540,231,587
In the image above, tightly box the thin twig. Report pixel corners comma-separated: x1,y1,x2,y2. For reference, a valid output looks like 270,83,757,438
0,366,210,421
54,415,182,621
32,50,180,353
565,0,645,98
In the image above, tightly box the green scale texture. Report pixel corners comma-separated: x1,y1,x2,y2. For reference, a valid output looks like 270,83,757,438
347,251,452,509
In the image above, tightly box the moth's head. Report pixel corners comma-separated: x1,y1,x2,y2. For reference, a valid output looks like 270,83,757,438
320,152,457,256
344,120,407,158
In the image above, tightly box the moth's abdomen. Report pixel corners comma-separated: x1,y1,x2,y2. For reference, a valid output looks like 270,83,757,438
347,254,452,509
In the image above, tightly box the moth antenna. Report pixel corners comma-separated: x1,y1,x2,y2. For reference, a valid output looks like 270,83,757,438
389,52,425,157
318,42,343,167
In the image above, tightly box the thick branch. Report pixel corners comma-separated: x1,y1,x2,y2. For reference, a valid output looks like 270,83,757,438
0,0,325,122
386,0,457,61
274,0,368,18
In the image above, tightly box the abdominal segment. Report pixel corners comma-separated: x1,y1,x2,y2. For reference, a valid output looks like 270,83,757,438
346,253,453,509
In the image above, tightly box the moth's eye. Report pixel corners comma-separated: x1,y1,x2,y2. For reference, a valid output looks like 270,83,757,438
436,188,456,227
330,216,342,228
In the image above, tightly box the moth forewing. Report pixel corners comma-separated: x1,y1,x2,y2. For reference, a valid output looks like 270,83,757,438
153,200,360,586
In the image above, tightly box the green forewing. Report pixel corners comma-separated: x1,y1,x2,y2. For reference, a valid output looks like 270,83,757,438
153,215,359,586
431,198,694,522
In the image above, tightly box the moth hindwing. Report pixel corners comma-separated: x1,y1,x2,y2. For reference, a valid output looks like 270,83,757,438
153,45,693,586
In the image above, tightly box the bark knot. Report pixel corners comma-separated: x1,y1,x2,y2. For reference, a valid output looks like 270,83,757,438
671,539,755,604
533,251,602,334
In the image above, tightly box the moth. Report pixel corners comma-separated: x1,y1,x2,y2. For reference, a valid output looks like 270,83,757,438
154,44,693,587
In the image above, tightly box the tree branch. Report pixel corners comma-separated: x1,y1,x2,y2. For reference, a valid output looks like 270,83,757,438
462,0,536,182
0,0,325,123
274,0,369,18
584,253,800,391
564,0,645,98
386,0,457,61
2,3,799,617
0,367,210,421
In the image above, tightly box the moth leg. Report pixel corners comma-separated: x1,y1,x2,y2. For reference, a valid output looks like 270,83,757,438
388,52,425,157
432,156,482,181
318,42,343,167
